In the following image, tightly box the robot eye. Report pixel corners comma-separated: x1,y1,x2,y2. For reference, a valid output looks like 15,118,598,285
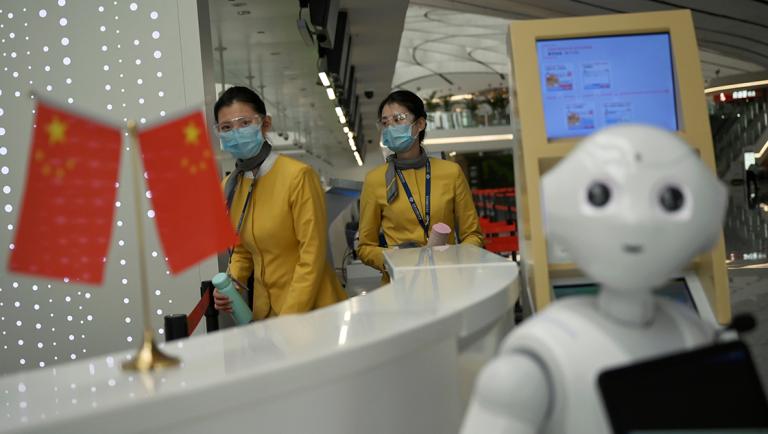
587,182,611,207
659,185,684,212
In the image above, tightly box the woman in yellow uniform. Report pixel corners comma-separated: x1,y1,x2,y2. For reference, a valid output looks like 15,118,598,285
212,86,346,319
357,90,483,276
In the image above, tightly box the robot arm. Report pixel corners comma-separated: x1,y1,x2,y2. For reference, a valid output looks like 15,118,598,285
461,351,550,434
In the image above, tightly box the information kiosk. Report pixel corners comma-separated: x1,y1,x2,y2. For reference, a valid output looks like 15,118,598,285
507,9,731,323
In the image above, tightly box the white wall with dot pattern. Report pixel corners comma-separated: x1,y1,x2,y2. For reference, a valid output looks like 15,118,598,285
0,0,218,376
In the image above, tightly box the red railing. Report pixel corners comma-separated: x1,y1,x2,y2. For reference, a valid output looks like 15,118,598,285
473,187,518,258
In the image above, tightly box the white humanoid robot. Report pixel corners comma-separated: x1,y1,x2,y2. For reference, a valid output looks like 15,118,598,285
461,124,728,434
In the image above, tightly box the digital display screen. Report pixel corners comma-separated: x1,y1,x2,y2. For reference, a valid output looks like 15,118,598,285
553,277,697,313
536,33,678,140
599,341,768,433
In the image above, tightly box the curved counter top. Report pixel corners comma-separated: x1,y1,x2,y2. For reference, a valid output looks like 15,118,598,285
1,245,519,434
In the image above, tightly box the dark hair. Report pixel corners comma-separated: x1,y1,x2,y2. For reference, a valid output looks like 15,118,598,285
377,90,427,144
213,86,267,123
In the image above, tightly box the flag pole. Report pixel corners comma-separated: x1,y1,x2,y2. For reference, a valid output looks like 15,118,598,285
122,120,180,372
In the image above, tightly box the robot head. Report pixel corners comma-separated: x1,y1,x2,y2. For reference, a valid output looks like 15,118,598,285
542,124,727,292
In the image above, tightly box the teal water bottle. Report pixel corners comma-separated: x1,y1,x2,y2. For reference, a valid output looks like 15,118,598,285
212,272,252,325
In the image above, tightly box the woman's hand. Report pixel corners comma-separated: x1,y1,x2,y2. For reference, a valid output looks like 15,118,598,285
213,288,233,313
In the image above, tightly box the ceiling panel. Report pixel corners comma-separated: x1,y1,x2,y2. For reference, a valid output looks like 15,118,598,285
402,0,766,98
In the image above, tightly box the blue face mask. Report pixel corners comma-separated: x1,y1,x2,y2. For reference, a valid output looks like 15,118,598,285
382,123,416,153
219,124,264,160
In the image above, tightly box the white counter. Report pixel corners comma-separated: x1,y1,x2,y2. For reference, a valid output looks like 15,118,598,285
1,245,519,434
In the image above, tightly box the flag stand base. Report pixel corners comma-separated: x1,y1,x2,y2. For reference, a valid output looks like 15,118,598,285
122,330,180,372
123,121,181,373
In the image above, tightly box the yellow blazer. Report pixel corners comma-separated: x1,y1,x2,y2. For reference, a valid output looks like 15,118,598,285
225,155,346,319
357,157,483,272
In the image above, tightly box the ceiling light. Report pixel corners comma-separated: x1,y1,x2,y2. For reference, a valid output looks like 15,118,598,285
449,94,474,101
334,106,343,117
423,133,514,145
353,151,363,167
318,72,331,87
338,114,347,124
347,131,353,139
343,126,350,134
704,79,768,94
348,138,356,151
326,88,336,100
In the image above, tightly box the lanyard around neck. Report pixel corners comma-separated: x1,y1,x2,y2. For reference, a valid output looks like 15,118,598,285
236,176,257,235
395,159,431,239
227,175,257,263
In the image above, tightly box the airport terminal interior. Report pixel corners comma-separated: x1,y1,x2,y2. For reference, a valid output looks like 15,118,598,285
1,0,768,433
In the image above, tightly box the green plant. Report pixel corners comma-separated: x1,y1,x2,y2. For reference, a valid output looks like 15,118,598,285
465,97,478,112
425,91,439,112
490,94,507,111
441,95,452,111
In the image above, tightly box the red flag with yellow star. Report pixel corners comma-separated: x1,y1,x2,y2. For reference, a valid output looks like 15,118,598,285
137,110,236,274
9,100,122,284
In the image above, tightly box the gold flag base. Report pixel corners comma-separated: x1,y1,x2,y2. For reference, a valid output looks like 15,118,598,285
122,330,180,372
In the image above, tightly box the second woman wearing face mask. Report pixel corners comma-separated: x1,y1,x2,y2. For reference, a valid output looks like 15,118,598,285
212,86,346,319
357,90,484,279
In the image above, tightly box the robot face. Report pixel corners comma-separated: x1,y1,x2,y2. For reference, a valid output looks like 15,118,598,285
542,124,727,292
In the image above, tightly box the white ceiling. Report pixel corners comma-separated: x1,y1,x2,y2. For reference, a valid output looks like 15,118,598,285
402,0,766,97
393,5,511,96
205,0,767,174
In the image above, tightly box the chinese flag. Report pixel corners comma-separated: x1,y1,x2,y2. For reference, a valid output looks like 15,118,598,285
9,101,122,284
137,110,237,274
